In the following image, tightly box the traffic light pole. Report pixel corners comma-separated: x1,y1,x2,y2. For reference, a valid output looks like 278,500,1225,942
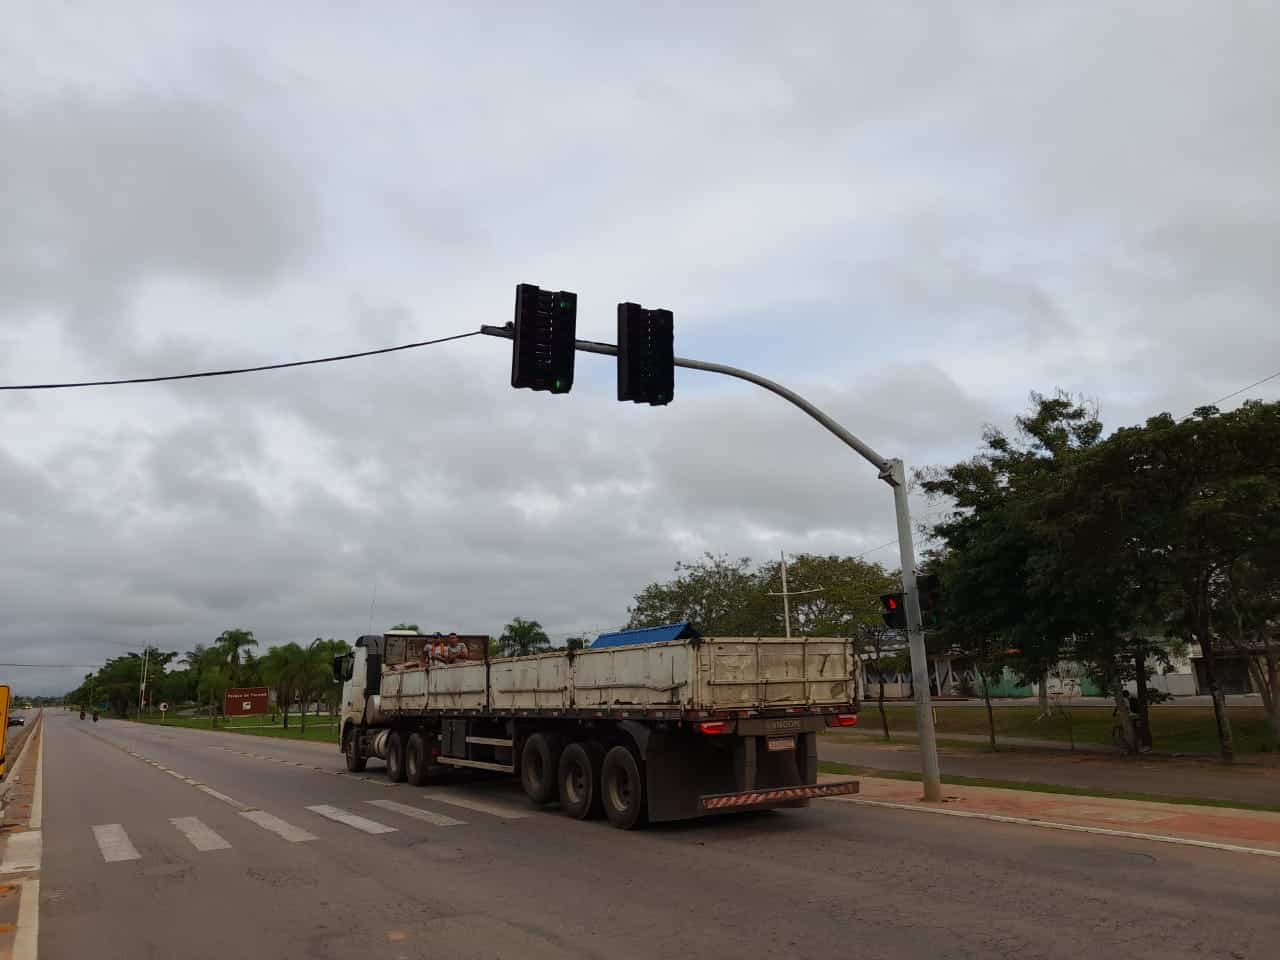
479,323,944,802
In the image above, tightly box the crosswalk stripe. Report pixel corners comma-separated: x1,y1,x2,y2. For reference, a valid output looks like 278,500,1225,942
171,817,231,852
366,799,466,827
93,824,141,863
420,791,531,820
306,804,397,835
240,810,317,843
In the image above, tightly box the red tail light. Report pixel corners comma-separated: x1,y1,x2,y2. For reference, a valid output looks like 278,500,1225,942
698,720,733,735
828,714,859,728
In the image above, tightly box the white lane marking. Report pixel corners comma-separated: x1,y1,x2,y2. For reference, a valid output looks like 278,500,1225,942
14,877,39,960
421,791,531,820
0,831,43,873
92,824,142,863
240,810,317,843
829,797,1280,860
306,804,397,835
366,799,466,827
171,817,232,852
31,717,44,829
196,785,247,810
166,770,186,780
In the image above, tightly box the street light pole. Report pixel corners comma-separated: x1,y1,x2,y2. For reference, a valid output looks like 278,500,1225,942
480,323,944,802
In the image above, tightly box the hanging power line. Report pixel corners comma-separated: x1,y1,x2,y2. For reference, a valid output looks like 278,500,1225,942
0,330,480,391
0,662,104,669
1193,368,1280,414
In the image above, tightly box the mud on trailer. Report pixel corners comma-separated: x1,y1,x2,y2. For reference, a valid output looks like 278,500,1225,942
334,630,861,828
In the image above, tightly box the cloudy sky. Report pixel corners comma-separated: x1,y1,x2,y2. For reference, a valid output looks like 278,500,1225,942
2,2,1277,693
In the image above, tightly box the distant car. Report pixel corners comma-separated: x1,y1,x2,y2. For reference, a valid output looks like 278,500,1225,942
6,716,24,727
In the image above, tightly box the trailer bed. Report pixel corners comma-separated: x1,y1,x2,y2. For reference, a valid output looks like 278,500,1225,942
377,636,857,719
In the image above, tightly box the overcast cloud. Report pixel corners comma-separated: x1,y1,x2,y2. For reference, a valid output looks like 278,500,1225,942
2,2,1277,693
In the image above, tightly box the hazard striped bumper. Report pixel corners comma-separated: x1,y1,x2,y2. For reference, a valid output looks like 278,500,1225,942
699,779,860,811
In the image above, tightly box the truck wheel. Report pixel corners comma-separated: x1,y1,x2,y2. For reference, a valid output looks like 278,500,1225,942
559,741,605,820
520,732,562,805
385,732,407,783
405,733,429,786
344,728,367,772
601,745,646,829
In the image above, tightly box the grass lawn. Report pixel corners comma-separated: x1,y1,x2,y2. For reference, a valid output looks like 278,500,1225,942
853,703,1276,755
139,713,339,743
817,760,1280,813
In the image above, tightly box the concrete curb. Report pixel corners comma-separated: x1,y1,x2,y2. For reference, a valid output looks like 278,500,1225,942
0,712,42,813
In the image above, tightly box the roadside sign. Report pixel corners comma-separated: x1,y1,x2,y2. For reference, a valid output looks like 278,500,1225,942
224,687,270,717
159,702,169,713
0,685,10,779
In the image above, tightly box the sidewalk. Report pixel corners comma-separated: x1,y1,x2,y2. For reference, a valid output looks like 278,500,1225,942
821,772,1280,857
820,737,1280,808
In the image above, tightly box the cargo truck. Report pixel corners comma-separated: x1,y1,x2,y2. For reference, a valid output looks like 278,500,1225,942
334,629,861,828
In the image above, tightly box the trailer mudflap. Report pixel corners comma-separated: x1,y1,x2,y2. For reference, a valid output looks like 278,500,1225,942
700,778,860,811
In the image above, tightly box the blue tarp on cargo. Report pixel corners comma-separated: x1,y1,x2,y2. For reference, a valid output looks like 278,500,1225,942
590,622,700,649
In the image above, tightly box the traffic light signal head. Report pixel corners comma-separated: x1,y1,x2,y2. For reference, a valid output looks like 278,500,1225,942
880,592,906,629
511,283,577,393
617,302,674,405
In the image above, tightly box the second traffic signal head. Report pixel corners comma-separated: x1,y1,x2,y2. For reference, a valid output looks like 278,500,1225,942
617,302,674,406
511,283,577,394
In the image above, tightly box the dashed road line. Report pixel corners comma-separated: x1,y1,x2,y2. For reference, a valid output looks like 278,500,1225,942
195,785,247,810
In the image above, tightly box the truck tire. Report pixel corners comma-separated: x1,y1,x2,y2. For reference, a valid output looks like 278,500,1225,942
405,733,430,786
385,731,407,783
520,732,562,805
601,745,646,829
344,728,367,773
559,741,605,820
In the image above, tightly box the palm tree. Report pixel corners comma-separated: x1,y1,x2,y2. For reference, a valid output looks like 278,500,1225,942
498,617,552,657
261,643,305,728
216,629,258,685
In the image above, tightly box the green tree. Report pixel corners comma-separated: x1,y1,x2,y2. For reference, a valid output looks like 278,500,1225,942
498,618,552,657
760,555,896,637
921,392,1104,747
627,554,776,635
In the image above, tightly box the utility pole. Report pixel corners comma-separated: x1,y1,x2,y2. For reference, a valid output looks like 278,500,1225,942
480,322,944,801
768,551,822,640
138,645,150,720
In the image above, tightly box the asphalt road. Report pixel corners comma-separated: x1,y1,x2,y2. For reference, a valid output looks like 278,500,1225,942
34,711,1280,960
